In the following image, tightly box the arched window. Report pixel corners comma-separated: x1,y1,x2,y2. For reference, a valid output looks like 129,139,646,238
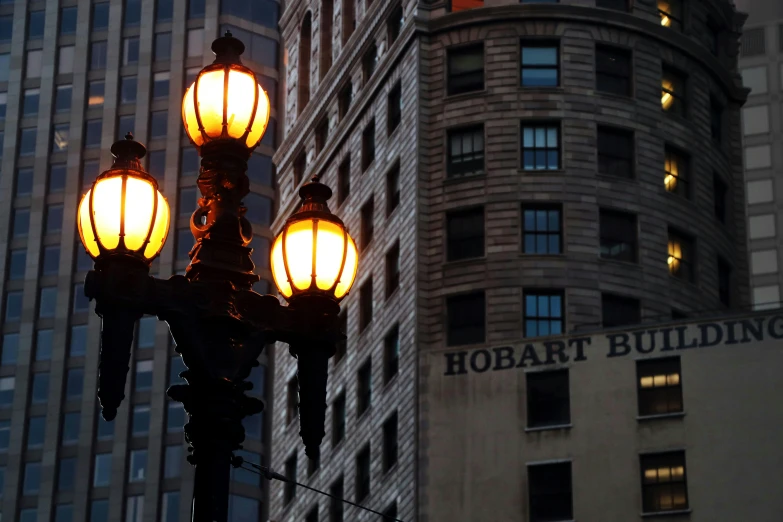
320,0,334,80
298,12,312,115
342,0,355,45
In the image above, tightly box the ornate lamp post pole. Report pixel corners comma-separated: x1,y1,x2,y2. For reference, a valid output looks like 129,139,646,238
76,32,358,522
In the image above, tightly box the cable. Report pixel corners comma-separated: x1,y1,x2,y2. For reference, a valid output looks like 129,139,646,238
233,459,405,522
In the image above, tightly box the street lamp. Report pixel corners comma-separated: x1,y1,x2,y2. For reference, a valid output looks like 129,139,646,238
78,31,354,522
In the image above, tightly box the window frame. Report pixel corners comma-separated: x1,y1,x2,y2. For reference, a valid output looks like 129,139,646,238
520,40,560,88
637,357,683,418
661,66,687,116
446,124,485,179
658,0,683,31
663,145,689,198
523,290,565,338
639,450,689,514
521,204,562,255
521,122,561,171
446,43,485,96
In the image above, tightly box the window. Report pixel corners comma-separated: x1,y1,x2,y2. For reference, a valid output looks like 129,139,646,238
167,402,184,432
69,325,87,357
90,42,107,70
132,404,151,435
602,293,641,328
382,412,398,472
39,287,58,318
31,373,49,403
448,44,484,95
9,250,26,280
28,11,45,39
667,229,693,282
155,33,172,62
124,0,141,26
84,120,102,148
298,13,312,114
306,507,319,522
121,76,137,104
447,126,484,178
26,50,43,78
385,242,400,298
35,329,53,361
0,420,8,450
51,164,69,193
528,462,573,522
360,198,374,249
150,111,168,138
19,128,37,156
92,3,109,30
62,413,80,445
137,317,156,349
446,207,484,261
55,504,73,522
55,85,72,113
522,123,560,170
359,279,373,331
658,0,682,30
355,445,371,501
66,368,83,400
169,356,186,386
522,205,561,255
342,0,354,44
135,360,153,390
382,502,398,520
52,124,70,153
663,146,688,197
597,126,633,178
58,46,74,74
357,359,372,415
362,42,378,82
718,257,731,306
332,392,346,446
57,458,76,491
97,410,114,439
338,156,350,205
521,42,559,87
387,82,402,135
0,378,11,406
661,68,686,115
388,3,404,43
27,416,45,448
386,162,401,217
640,451,688,513
16,168,33,196
446,292,485,346
383,325,400,384
1,333,17,365
122,37,140,66
286,377,298,424
23,88,40,116
23,462,41,495
599,209,636,262
710,97,723,143
126,496,144,522
46,205,64,233
189,0,205,18
177,228,192,261
181,148,200,176
527,370,570,428
153,72,170,99
334,311,347,363
164,445,182,478
638,357,682,417
596,0,628,10
82,161,100,188
157,0,173,21
284,454,297,504
315,117,329,154
0,92,5,118
0,15,11,42
129,449,147,482
320,0,334,79
74,283,90,312
117,115,135,140
293,150,306,187
523,291,564,337
244,194,272,225
5,291,22,321
596,45,631,96
91,500,109,522
361,119,376,172
338,82,352,119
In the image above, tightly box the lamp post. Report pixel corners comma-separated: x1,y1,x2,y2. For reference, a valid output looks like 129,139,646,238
77,32,358,522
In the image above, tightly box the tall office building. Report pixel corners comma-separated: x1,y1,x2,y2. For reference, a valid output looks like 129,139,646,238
0,0,280,521
270,0,750,520
735,0,783,311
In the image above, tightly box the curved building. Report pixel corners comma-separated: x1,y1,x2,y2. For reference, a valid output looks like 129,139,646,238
271,0,750,521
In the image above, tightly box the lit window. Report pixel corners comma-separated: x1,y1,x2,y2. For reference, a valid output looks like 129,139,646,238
637,357,682,417
658,0,682,30
52,124,69,153
667,229,693,282
89,81,105,108
640,451,689,513
663,147,688,196
661,68,686,115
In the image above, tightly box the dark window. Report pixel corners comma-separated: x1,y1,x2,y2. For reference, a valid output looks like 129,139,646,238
382,412,398,472
58,457,76,491
341,0,355,43
298,13,312,114
286,377,298,425
447,44,484,95
305,507,319,522
315,117,329,154
120,76,137,104
638,357,682,417
671,309,688,320
123,37,140,65
447,125,484,178
597,126,633,178
1,333,17,364
385,242,400,298
293,150,306,187
596,45,631,96
528,462,573,522
55,86,72,113
35,330,53,361
357,359,372,416
523,291,564,338
153,72,170,99
330,477,344,522
0,16,10,43
355,445,371,502
16,168,33,197
710,97,723,143
713,173,727,224
661,67,686,115
23,89,40,116
61,8,78,35
319,0,333,79
181,148,200,176
362,42,378,83
520,42,559,87
446,207,484,261
150,111,168,138
61,413,79,444
387,3,403,44
90,42,107,70
66,368,83,400
28,11,45,39
382,502,398,521
361,119,376,172
82,161,100,188
189,0,205,18
92,3,109,30
387,82,402,135
718,257,731,306
641,451,689,513
522,205,561,255
117,115,135,140
19,128,37,156
663,146,688,197
124,0,141,26
360,198,374,249
527,370,570,428
155,33,172,62
307,451,320,477
446,292,485,346
338,82,352,119
596,0,628,10
386,161,400,215
23,461,41,495
42,246,60,275
156,0,173,21
91,500,109,522
599,209,637,262
8,250,25,280
602,293,641,328
334,311,347,363
706,19,720,56
84,120,102,148
332,392,346,446
521,123,560,170
359,279,373,331
384,325,399,384
46,205,64,233
31,373,49,403
667,229,694,282
134,360,153,390
658,0,682,31
97,409,114,439
39,287,58,318
69,325,87,357
283,454,297,504
12,209,29,238
177,228,193,261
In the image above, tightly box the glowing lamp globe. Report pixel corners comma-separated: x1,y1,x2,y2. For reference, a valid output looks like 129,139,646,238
271,177,358,304
182,31,271,152
77,134,170,263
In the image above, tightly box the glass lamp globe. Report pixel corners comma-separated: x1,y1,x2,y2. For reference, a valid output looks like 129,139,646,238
77,134,170,263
